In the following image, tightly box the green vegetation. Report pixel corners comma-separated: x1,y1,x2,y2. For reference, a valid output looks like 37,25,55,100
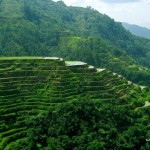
0,0,150,85
0,57,150,149
0,1,150,148
0,57,43,60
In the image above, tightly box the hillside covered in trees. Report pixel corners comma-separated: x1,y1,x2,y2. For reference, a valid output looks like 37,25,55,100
0,57,150,149
0,0,150,85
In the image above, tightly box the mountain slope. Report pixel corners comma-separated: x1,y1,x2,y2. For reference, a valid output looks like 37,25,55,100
122,22,150,39
0,0,150,85
0,57,149,149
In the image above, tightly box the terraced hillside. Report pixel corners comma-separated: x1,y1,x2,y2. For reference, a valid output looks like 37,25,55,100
0,57,149,149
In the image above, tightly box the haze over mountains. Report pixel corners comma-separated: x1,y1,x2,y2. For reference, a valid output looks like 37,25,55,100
122,22,150,39
0,0,150,86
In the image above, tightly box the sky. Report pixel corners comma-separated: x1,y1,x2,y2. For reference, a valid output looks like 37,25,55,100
53,0,150,29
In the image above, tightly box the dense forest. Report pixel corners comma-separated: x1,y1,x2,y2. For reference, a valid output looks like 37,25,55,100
0,0,150,85
16,99,150,150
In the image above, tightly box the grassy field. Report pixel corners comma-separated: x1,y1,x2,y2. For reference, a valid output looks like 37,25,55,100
0,56,43,60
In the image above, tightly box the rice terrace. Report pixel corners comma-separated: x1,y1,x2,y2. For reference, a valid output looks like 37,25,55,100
0,57,149,149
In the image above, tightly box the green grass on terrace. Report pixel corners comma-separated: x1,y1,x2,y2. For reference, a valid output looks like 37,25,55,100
0,57,44,60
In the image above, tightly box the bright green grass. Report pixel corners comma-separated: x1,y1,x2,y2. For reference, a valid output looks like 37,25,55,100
0,57,43,60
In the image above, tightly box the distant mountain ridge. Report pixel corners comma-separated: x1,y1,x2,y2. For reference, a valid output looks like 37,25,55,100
122,22,150,39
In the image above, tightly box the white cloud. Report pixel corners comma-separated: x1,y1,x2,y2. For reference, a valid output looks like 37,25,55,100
100,0,141,3
53,0,150,29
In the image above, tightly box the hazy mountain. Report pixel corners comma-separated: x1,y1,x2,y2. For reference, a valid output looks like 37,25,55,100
122,22,150,39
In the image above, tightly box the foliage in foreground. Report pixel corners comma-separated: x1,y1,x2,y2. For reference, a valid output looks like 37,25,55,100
14,99,150,150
